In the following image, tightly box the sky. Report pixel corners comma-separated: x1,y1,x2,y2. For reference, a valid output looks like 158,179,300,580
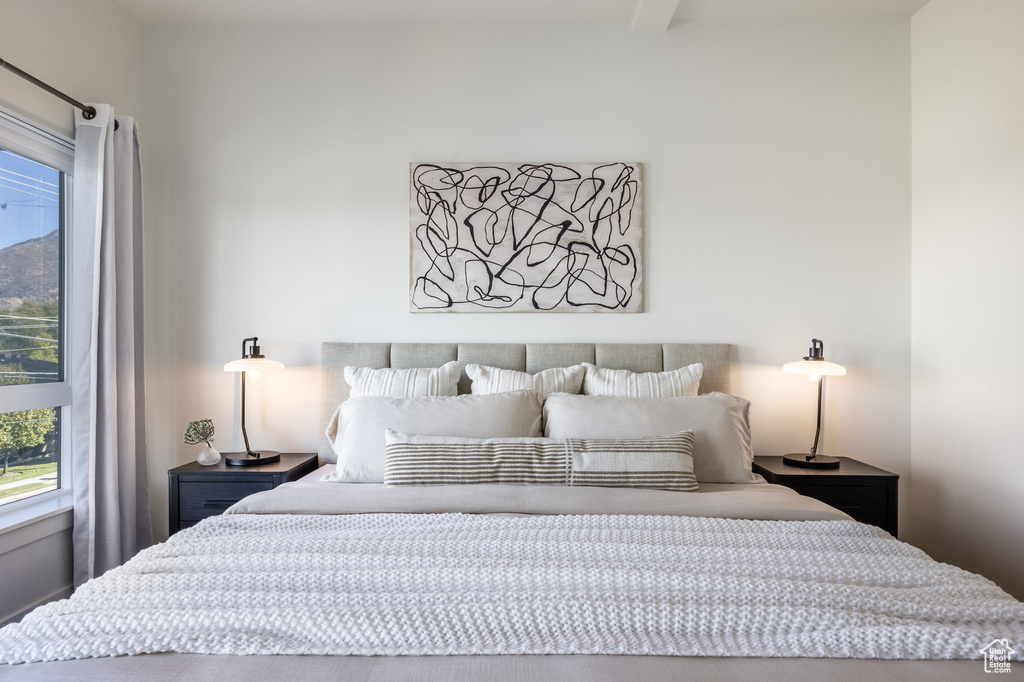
0,148,60,250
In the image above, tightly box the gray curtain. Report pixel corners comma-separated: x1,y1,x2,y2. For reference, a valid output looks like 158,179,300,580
70,104,152,587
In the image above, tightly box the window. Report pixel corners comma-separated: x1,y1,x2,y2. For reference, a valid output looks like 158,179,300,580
0,108,72,518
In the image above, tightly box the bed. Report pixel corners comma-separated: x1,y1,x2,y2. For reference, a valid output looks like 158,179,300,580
1,342,1020,680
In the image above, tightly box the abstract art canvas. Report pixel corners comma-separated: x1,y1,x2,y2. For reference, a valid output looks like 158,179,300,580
410,162,643,313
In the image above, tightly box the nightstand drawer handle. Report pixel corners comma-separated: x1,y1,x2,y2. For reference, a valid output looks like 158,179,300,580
203,499,237,510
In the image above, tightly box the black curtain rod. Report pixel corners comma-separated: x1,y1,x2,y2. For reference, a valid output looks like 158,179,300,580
0,56,118,130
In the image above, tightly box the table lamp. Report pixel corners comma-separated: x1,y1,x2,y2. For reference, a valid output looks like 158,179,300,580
223,336,284,466
782,338,846,469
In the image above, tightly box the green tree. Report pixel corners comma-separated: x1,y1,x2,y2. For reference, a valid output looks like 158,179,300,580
15,300,59,364
0,365,56,476
0,300,59,378
0,407,55,476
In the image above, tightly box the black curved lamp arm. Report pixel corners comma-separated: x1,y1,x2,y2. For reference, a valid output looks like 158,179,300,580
241,337,258,358
239,336,259,456
810,376,823,456
240,370,253,455
805,339,825,458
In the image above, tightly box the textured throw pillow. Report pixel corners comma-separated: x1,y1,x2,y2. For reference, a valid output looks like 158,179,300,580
543,393,756,484
344,360,461,398
466,363,585,397
384,429,699,492
581,362,703,398
325,390,544,483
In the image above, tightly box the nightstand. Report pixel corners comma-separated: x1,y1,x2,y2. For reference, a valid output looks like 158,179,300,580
752,456,899,537
168,452,319,535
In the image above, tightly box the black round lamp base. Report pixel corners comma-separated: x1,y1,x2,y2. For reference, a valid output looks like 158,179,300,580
225,451,281,467
783,453,841,469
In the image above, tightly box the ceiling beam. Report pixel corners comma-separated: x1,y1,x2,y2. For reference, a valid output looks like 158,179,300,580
631,0,680,31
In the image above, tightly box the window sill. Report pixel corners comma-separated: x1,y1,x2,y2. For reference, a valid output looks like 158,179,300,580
0,489,73,535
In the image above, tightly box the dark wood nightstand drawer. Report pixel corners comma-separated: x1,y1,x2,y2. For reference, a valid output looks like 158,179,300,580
788,484,889,530
177,481,274,522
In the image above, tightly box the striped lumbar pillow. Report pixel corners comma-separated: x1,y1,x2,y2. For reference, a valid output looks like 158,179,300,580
582,362,703,398
345,361,460,398
466,363,585,397
383,429,699,492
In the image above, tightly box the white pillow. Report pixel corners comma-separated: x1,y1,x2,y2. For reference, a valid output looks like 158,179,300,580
344,360,460,398
581,362,702,398
466,363,585,396
543,393,756,484
325,390,544,483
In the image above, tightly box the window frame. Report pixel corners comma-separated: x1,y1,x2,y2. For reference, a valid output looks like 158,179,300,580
0,106,74,529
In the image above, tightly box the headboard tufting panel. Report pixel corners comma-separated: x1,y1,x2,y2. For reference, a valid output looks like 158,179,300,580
319,342,733,461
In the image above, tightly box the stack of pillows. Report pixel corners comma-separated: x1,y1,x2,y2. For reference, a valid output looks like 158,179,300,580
324,361,757,492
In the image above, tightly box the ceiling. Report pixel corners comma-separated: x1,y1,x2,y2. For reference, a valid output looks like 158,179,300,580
111,0,931,25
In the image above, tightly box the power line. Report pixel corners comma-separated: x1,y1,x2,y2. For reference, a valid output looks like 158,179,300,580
0,170,59,197
0,196,54,206
0,315,58,322
0,331,57,342
0,149,60,177
0,164,59,190
0,180,58,203
0,417,55,425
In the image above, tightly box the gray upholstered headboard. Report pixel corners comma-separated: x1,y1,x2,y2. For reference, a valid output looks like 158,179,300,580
319,342,733,460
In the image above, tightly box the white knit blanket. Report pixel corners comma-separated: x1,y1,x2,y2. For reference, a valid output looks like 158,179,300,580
2,513,1023,663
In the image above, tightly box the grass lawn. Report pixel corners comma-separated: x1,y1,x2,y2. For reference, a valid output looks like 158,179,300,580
0,459,58,479
0,458,59,503
0,480,54,501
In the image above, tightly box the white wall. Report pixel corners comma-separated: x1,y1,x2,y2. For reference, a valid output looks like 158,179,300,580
910,0,1024,599
0,0,142,621
143,19,912,540
0,0,141,137
0,512,72,624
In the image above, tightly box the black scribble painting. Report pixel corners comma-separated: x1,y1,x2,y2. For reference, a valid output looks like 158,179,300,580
410,162,643,313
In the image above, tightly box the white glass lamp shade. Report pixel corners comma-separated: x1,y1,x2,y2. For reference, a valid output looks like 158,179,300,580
782,359,846,377
223,357,285,373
